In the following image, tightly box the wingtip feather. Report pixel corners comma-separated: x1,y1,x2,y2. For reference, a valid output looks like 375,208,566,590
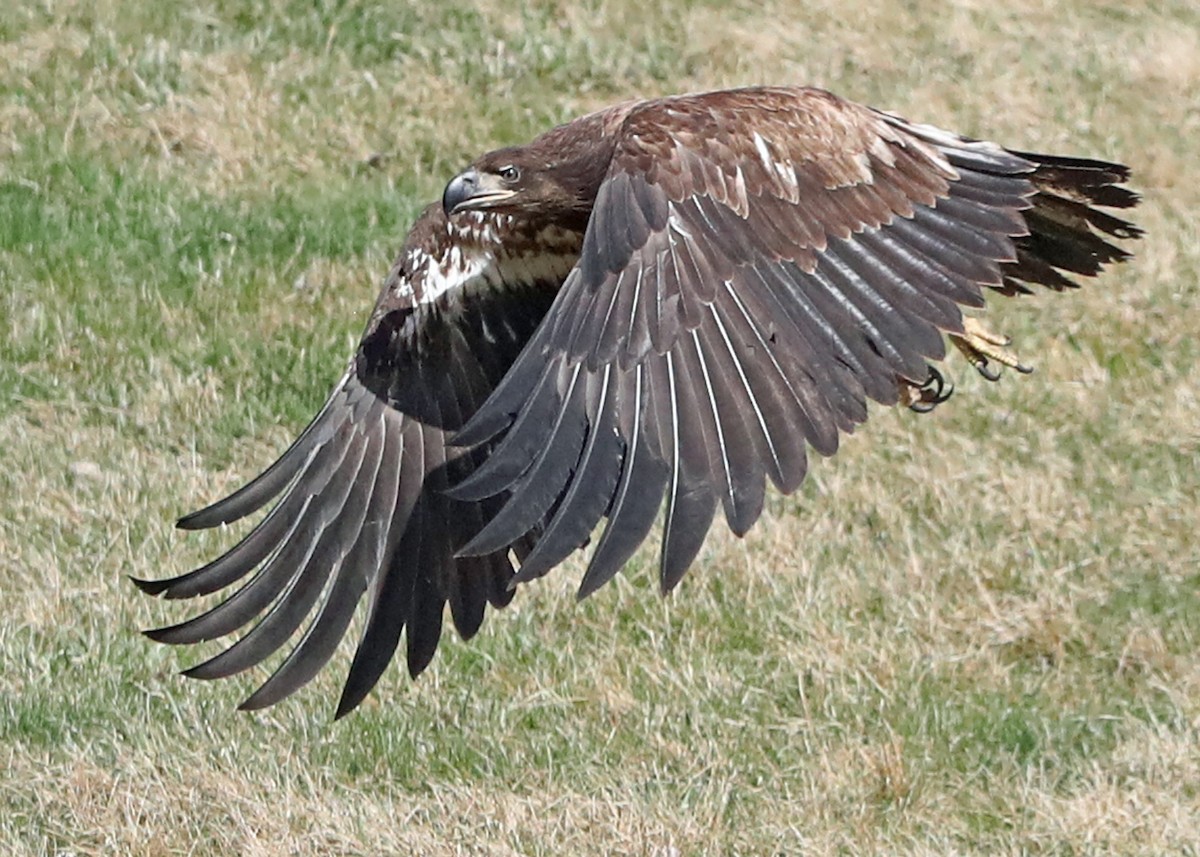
129,575,169,596
142,625,183,644
175,509,217,531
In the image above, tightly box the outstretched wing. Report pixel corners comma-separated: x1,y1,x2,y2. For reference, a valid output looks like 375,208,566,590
135,206,561,717
452,86,1139,597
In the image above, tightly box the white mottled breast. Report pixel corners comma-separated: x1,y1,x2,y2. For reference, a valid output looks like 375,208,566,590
395,211,582,308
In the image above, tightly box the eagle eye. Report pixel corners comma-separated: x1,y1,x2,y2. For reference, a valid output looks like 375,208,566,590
498,165,520,182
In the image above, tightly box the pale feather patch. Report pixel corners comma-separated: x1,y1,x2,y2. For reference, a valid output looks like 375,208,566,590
666,210,695,242
729,165,749,217
872,113,974,180
869,133,898,168
749,131,802,203
751,131,774,173
423,245,491,305
402,213,581,310
852,150,875,185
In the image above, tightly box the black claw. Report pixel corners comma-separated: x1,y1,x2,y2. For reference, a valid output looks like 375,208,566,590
908,365,955,413
930,366,954,403
975,361,1003,382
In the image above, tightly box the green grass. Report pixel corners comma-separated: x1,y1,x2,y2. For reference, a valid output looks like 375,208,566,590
3,0,1199,853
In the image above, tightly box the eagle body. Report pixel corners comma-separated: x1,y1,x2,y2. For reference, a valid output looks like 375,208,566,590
136,86,1141,716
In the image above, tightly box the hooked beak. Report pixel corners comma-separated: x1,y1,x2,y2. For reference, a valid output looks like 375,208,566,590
442,168,517,216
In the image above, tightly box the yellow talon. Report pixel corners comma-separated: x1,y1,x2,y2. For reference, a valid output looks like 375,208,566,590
950,317,1034,381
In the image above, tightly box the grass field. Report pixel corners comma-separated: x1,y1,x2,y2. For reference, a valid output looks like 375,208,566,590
2,0,1198,853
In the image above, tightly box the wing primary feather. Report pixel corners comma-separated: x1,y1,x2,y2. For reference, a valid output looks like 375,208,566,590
931,194,1028,242
919,200,1019,261
816,241,934,381
409,358,469,671
486,547,518,607
405,508,450,679
452,316,558,449
446,554,490,640
887,210,1003,286
237,411,401,710
578,364,670,598
720,277,835,463
144,393,356,599
587,265,640,368
399,369,455,678
449,356,567,501
947,183,1032,216
132,491,301,599
735,264,863,442
514,365,623,582
856,228,984,308
1003,246,1079,292
782,262,900,402
439,345,500,639
623,258,653,367
832,232,961,337
669,222,714,328
1029,192,1141,240
182,427,372,680
759,260,888,394
338,500,425,718
457,362,588,556
948,164,1034,197
905,132,1033,175
144,419,361,645
692,315,767,534
336,422,427,719
1019,209,1131,275
677,330,735,520
944,174,1032,221
177,378,348,530
647,242,683,357
658,349,718,592
712,282,811,492
826,236,950,365
1011,151,1138,209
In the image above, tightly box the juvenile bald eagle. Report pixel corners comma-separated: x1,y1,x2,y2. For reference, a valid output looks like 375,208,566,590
135,86,1140,717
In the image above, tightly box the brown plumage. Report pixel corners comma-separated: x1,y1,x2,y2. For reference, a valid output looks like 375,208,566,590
134,86,1141,717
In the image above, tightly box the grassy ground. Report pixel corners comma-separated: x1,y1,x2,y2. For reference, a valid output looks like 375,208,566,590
2,0,1198,853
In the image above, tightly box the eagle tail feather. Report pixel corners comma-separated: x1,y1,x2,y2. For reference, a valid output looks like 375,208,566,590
996,153,1142,296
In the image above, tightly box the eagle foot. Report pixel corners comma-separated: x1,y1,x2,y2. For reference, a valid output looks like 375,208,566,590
951,318,1034,381
901,365,954,413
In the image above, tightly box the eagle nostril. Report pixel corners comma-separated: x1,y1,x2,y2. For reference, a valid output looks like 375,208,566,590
442,169,479,216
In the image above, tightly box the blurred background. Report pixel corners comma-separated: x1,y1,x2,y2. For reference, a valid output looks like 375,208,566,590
1,1,1197,853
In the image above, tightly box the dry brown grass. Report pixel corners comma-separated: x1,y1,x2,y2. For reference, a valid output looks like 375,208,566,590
2,0,1198,853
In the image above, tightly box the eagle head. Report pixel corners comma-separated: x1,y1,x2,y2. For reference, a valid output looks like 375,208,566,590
442,140,613,233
